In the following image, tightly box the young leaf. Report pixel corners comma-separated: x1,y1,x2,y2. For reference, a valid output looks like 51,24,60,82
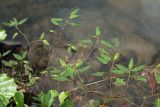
59,91,69,105
2,50,11,57
12,32,18,39
43,40,50,46
79,65,90,73
97,56,109,64
128,58,134,69
111,69,126,74
51,18,63,25
132,65,145,72
135,76,147,82
69,8,80,19
95,26,101,36
2,60,12,67
40,32,45,40
18,17,28,25
13,54,22,60
37,90,59,107
101,40,112,48
22,51,27,59
59,58,66,67
113,52,120,61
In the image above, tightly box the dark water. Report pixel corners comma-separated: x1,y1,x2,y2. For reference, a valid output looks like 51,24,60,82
0,0,160,65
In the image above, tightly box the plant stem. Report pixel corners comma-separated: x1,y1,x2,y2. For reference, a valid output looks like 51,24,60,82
15,26,31,51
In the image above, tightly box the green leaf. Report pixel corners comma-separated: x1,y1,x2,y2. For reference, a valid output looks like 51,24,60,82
69,9,80,19
9,60,18,66
51,18,63,25
98,48,108,54
18,17,28,25
60,98,74,107
71,45,77,51
135,76,147,82
155,75,160,84
112,64,128,74
99,53,111,61
95,26,101,36
14,92,25,107
12,32,18,39
132,65,145,72
111,69,126,74
22,51,27,59
43,39,50,46
116,64,128,72
113,78,126,86
101,40,112,48
0,74,17,99
79,65,90,73
97,56,109,64
59,58,66,67
37,90,59,107
128,58,134,69
13,54,22,60
113,52,120,61
0,29,7,41
59,91,69,105
2,60,12,67
0,94,9,107
155,98,160,107
91,72,105,77
2,50,11,57
40,32,45,40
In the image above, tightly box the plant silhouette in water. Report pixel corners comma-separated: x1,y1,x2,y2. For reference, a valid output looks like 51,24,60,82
0,8,160,107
